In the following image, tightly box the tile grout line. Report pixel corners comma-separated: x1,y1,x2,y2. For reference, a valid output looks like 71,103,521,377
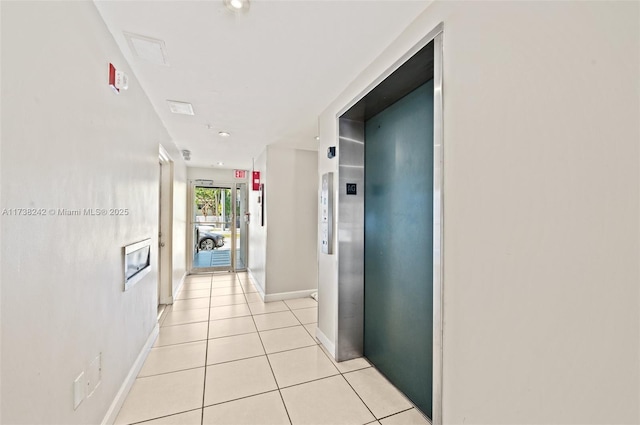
275,373,342,391
314,340,422,424
242,276,293,425
257,313,376,415
202,341,324,371
376,407,417,422
285,299,321,344
136,364,207,380
260,342,318,356
200,388,282,411
169,281,411,424
339,373,379,422
138,274,213,424
166,292,357,363
199,273,214,425
257,322,311,333
165,279,392,424
127,407,203,425
189,278,419,424
272,294,321,424
153,337,209,349
309,333,385,422
203,353,271,368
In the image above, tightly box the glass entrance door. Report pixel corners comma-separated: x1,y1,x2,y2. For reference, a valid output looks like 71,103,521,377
235,183,248,270
191,184,234,272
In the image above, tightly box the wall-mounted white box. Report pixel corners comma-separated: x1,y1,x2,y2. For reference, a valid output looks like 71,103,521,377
123,239,152,291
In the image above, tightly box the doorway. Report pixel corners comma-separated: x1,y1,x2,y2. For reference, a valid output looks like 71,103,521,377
158,147,174,308
235,183,248,270
158,160,163,307
189,181,247,272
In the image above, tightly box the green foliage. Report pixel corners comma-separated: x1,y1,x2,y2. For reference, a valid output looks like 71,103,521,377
195,187,231,220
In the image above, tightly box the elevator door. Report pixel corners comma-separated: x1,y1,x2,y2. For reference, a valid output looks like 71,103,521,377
364,80,434,417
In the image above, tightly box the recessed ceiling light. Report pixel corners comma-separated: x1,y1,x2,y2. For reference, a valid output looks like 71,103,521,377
167,100,194,115
218,131,231,137
315,136,320,141
124,33,169,66
224,0,249,12
217,162,224,166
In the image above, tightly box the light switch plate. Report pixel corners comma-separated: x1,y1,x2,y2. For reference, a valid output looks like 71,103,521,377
73,371,85,410
86,353,102,397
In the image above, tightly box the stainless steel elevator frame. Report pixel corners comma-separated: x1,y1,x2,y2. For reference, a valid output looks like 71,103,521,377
335,23,444,424
337,119,365,361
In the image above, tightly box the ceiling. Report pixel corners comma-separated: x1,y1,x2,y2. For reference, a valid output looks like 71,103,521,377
94,0,430,170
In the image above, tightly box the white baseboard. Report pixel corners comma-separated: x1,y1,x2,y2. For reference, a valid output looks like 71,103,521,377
101,324,159,425
170,272,187,303
264,288,317,302
255,286,266,302
315,327,335,359
159,296,174,305
246,268,265,295
246,269,317,302
247,269,266,301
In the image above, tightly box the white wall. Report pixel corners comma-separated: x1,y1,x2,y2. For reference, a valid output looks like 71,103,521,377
265,146,318,297
172,170,187,296
248,151,268,293
0,2,176,424
248,146,318,299
160,144,188,299
318,1,639,424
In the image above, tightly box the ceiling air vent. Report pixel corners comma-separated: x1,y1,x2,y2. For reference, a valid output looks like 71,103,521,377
167,100,195,116
124,32,169,66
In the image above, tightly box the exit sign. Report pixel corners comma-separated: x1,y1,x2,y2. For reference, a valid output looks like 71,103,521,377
234,170,247,179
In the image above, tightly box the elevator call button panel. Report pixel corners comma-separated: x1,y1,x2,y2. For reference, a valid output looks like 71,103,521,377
321,172,334,255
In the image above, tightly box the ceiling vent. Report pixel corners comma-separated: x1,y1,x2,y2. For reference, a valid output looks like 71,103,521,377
124,32,169,66
167,100,195,115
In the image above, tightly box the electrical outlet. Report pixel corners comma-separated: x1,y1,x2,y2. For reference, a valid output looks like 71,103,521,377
73,372,85,410
86,353,102,397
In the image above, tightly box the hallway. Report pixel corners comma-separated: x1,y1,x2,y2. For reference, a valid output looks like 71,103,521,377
114,273,428,425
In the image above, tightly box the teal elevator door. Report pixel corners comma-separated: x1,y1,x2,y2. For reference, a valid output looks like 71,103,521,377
364,81,434,417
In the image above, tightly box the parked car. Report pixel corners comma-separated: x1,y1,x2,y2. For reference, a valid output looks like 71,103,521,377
197,229,224,250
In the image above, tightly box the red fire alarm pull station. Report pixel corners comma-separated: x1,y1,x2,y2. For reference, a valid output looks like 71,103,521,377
108,63,129,94
252,171,261,191
109,63,119,93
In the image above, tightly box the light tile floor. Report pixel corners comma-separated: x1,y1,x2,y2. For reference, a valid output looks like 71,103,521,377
115,272,430,425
